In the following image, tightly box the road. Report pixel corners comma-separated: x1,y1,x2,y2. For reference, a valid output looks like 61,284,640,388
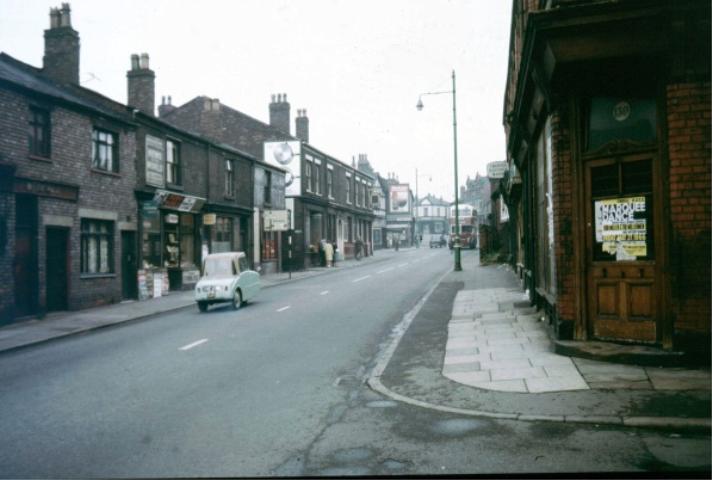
0,248,708,477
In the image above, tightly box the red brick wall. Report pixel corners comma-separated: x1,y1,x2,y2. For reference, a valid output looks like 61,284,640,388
550,109,577,336
666,81,711,338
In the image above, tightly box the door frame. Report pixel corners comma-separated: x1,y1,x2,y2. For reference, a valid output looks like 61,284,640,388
571,90,671,346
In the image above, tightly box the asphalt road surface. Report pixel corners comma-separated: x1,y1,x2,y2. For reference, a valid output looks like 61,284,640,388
0,248,708,477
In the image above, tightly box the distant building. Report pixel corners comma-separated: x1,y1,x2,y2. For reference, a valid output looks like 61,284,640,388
460,172,491,226
415,195,450,237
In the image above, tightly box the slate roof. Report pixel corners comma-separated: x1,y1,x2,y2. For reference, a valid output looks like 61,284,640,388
0,52,133,124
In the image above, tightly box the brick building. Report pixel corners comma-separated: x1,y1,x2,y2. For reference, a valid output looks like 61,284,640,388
503,0,710,359
0,5,137,323
161,94,374,269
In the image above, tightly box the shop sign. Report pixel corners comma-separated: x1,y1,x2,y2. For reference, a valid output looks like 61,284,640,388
166,213,179,224
203,213,216,225
594,196,647,260
487,161,507,179
263,209,289,231
153,189,205,213
145,135,165,188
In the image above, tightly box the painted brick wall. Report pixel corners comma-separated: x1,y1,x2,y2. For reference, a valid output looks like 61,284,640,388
666,81,711,339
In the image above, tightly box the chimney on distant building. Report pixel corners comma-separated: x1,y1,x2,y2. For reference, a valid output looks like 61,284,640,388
127,53,155,116
269,93,290,135
295,109,309,143
158,95,176,118
43,3,80,84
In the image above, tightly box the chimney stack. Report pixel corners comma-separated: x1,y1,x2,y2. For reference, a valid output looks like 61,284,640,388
295,109,309,143
158,95,177,118
43,3,80,84
269,93,290,135
127,52,156,116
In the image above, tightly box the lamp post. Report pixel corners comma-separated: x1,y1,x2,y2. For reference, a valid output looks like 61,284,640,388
416,70,462,271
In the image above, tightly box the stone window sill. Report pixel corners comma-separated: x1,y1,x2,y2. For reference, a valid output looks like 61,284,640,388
28,154,52,163
81,273,117,279
91,168,121,178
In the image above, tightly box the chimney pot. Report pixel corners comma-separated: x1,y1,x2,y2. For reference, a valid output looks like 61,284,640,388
127,53,155,116
168,95,172,105
49,8,60,28
60,3,71,27
283,93,287,101
131,54,139,70
140,53,149,70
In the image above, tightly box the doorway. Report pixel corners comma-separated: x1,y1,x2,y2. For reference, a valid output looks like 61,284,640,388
121,231,138,300
46,227,69,312
584,154,659,343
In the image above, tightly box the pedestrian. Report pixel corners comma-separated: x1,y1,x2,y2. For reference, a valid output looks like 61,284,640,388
319,238,327,267
332,242,338,267
355,237,363,260
324,241,334,267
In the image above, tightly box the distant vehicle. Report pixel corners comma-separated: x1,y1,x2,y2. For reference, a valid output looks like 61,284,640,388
430,234,446,248
195,252,260,312
449,212,478,250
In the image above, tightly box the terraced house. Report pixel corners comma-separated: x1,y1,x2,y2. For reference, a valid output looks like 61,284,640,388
502,0,710,360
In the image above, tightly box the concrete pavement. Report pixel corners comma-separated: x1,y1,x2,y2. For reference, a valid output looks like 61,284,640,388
369,251,711,431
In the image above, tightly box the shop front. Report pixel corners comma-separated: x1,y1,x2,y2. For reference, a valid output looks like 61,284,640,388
138,190,205,297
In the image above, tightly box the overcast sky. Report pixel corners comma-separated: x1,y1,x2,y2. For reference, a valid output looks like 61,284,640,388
1,0,512,201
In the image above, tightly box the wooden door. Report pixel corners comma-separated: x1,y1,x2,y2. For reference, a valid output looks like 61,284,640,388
46,227,69,311
121,231,138,300
585,154,659,343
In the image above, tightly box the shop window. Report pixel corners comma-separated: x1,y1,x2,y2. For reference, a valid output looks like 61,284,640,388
214,216,233,253
163,213,180,267
262,231,278,260
81,219,114,274
28,107,50,158
166,139,181,185
92,128,118,173
591,159,654,262
587,97,657,152
536,116,556,295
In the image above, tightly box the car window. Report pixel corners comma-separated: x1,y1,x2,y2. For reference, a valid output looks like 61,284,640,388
202,257,234,277
238,257,249,272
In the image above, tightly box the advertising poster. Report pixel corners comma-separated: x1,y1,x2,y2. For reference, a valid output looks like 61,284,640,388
594,196,647,260
264,141,301,196
145,135,165,188
389,184,410,213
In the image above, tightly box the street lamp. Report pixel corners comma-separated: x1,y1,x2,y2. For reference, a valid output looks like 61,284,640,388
416,70,462,271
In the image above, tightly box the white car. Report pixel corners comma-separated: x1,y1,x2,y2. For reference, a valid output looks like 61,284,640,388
194,252,260,312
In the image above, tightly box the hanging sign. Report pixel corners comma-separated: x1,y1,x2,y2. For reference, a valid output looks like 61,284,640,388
594,196,647,260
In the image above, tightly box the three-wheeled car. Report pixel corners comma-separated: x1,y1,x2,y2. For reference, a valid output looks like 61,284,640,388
194,252,260,312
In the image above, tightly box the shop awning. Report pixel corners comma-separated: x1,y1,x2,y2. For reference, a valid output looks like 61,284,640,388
153,189,206,213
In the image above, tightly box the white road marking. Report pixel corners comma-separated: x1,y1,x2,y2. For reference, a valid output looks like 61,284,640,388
277,306,291,312
320,290,329,295
353,275,371,283
398,263,409,268
377,267,394,274
179,339,208,351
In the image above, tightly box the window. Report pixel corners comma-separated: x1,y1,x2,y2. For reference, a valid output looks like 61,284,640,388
587,97,657,151
264,170,272,204
346,174,352,204
28,107,50,158
313,162,320,195
166,139,181,185
424,207,429,217
92,128,118,173
262,231,278,260
327,168,334,198
536,117,556,294
81,219,114,274
225,159,234,197
214,216,233,253
305,161,312,192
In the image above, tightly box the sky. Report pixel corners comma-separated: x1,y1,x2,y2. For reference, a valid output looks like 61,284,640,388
0,0,512,202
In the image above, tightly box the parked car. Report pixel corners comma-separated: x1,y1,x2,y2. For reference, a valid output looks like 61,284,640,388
195,252,260,312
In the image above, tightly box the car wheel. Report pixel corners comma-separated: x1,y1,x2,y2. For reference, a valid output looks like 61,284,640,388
232,290,242,310
198,301,208,312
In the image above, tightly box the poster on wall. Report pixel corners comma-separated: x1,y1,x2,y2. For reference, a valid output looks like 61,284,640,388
389,185,410,213
264,141,301,196
145,135,165,188
594,196,647,260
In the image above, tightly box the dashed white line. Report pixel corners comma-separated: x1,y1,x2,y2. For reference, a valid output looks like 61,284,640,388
179,339,208,351
377,267,395,274
353,275,371,283
397,263,409,268
320,290,329,295
277,306,291,312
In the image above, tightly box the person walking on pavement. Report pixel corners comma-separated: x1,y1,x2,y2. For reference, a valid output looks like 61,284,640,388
324,241,334,267
355,237,364,260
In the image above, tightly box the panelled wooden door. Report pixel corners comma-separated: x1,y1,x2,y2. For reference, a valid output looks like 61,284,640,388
584,153,659,343
46,227,69,311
